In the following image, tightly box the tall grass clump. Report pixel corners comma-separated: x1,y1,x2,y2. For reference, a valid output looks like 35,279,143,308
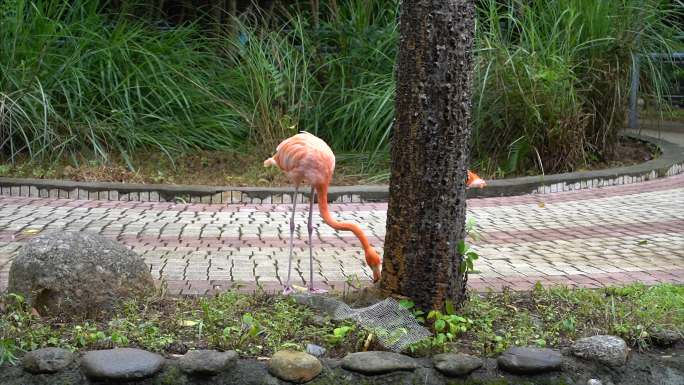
311,0,397,163
473,0,683,175
220,14,319,153
0,0,244,165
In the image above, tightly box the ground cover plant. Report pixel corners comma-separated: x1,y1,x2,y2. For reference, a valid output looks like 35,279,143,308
1,0,682,182
1,283,682,365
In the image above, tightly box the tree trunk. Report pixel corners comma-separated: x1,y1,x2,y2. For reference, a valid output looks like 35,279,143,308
381,0,475,310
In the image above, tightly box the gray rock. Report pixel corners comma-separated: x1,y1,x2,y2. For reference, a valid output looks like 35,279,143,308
651,330,682,347
262,374,281,385
22,347,74,373
81,348,165,381
8,232,154,318
268,350,322,383
497,347,562,374
433,353,482,376
311,315,328,327
572,335,629,367
291,294,342,316
178,349,237,375
588,379,603,385
341,351,418,374
306,344,326,357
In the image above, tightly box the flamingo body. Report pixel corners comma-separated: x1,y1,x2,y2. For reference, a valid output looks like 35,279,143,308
264,132,335,187
265,132,382,292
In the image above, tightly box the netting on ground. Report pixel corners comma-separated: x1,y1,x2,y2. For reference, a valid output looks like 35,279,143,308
293,294,432,352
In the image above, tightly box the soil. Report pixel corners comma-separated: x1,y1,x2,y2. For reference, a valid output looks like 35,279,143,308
0,136,660,187
575,135,660,172
0,150,387,187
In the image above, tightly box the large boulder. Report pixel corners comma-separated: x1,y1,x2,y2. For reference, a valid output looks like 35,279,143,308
8,232,154,317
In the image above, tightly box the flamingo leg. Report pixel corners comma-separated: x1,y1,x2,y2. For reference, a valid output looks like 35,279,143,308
283,187,298,295
308,186,326,293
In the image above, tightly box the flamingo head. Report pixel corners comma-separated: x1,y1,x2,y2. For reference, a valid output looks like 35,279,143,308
366,249,382,283
467,171,486,189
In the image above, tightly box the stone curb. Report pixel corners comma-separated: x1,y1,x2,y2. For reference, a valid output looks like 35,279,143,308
1,134,682,204
4,337,683,385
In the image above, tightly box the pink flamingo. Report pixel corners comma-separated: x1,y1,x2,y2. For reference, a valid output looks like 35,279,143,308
467,170,486,189
265,132,486,294
265,132,382,294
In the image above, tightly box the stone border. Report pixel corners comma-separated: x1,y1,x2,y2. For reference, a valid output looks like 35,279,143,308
3,337,683,385
1,134,682,204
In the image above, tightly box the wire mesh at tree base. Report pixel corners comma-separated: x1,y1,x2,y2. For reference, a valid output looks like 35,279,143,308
293,294,432,352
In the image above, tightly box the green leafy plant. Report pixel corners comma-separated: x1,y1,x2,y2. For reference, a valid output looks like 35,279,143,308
459,217,481,274
398,299,425,323
0,338,20,365
325,325,355,345
427,301,474,345
458,240,480,274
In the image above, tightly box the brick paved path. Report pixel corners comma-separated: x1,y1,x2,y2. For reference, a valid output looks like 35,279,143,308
1,174,683,295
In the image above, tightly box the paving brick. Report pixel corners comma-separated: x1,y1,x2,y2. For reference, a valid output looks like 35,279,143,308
1,174,683,293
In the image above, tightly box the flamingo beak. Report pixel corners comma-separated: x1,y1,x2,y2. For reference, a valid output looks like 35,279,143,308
371,264,382,283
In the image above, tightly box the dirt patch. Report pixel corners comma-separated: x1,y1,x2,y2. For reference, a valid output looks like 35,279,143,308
0,137,659,187
0,150,386,187
580,135,661,171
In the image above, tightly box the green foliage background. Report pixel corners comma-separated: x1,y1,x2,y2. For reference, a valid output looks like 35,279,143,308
1,0,682,176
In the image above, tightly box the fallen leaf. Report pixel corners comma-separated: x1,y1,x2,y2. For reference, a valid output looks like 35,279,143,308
506,304,519,312
537,202,546,208
363,333,374,351
179,320,199,327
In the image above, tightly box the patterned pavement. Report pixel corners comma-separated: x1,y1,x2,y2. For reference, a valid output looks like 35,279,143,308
1,173,683,294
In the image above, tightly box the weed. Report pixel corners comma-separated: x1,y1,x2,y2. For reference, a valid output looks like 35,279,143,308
1,284,681,364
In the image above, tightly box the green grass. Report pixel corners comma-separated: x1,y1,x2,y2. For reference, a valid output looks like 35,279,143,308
0,0,252,166
453,283,684,356
1,283,682,365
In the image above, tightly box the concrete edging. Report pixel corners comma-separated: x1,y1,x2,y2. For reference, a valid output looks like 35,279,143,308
1,134,683,204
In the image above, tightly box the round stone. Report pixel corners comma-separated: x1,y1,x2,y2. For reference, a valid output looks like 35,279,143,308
178,350,237,375
268,350,322,383
81,348,165,381
650,330,682,347
433,353,483,376
496,347,562,374
571,335,629,367
8,232,154,318
341,351,418,374
306,344,326,358
22,347,74,374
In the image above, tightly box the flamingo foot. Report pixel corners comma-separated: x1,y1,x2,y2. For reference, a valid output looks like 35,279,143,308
308,287,328,294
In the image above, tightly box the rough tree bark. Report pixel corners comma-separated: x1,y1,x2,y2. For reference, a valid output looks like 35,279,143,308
381,0,476,310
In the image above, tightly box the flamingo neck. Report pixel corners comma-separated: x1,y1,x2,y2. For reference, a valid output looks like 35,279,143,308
315,184,373,252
